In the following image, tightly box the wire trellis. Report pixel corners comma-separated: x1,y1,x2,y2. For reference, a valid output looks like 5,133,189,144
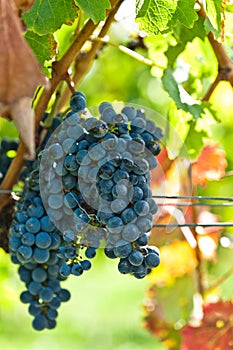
1,190,233,228
152,195,233,228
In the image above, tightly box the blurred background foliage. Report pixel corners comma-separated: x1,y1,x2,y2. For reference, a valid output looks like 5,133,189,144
0,0,233,349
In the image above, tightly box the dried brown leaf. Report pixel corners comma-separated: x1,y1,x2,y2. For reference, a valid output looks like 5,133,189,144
13,0,35,11
0,0,48,157
0,0,47,106
11,97,35,159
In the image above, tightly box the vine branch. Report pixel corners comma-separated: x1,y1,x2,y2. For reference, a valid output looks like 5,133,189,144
197,1,233,101
204,265,233,294
56,0,123,112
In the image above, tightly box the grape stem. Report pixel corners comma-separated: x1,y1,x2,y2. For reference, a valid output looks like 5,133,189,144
92,36,165,70
204,265,233,294
55,0,123,112
197,1,233,101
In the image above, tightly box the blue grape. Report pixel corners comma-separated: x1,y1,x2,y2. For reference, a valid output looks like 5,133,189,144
99,101,113,112
32,267,47,283
25,217,41,234
48,143,64,160
85,247,96,259
33,248,50,263
134,200,150,216
113,239,132,258
71,263,83,276
145,251,160,268
118,258,134,274
28,281,42,296
35,232,52,249
58,289,71,302
121,208,137,224
70,93,86,112
20,291,34,304
128,250,144,266
29,301,43,316
17,245,33,261
48,194,63,210
122,223,140,242
106,216,124,234
39,287,54,303
81,260,92,270
59,264,71,277
18,266,32,283
32,315,48,331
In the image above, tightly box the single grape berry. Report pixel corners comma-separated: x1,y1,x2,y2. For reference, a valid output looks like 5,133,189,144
70,92,86,112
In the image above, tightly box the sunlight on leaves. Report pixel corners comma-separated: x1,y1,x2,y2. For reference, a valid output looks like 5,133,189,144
192,144,227,186
148,241,198,283
181,301,233,350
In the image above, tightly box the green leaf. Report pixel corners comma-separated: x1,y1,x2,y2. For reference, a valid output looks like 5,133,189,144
166,17,206,68
74,0,111,23
136,0,177,35
204,0,222,38
22,0,77,35
54,20,79,60
181,121,207,159
165,105,191,159
162,68,204,119
149,275,195,324
25,31,57,65
169,0,198,28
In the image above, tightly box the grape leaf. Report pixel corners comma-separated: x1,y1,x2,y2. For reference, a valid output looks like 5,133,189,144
14,0,35,11
0,0,47,157
169,0,198,28
145,275,195,326
144,306,181,350
166,17,206,68
25,31,57,66
10,98,35,159
192,144,227,186
181,121,207,159
0,0,47,105
162,69,204,120
136,0,177,35
22,0,77,35
74,0,111,24
148,241,198,283
204,0,222,38
144,275,195,349
207,246,233,301
181,301,233,350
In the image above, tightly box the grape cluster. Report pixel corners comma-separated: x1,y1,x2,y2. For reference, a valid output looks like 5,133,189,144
9,164,72,330
40,93,162,279
9,91,162,330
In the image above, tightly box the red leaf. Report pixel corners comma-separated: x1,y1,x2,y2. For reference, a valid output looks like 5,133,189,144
181,301,233,350
192,145,227,186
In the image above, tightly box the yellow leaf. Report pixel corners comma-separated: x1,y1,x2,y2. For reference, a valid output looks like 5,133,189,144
148,240,198,283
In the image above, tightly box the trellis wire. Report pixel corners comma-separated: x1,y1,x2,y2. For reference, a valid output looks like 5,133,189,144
1,191,233,228
152,195,233,228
